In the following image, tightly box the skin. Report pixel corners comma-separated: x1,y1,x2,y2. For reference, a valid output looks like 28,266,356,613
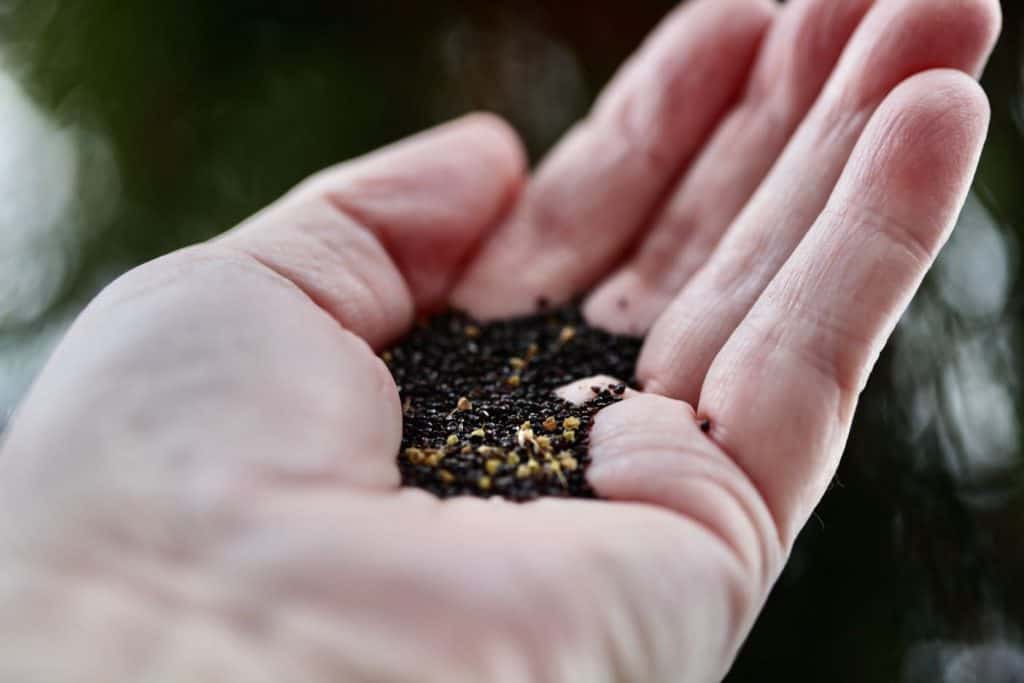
0,0,1001,680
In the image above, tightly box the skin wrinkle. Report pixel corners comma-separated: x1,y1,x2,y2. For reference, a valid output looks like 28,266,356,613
589,398,781,594
758,274,880,398
321,161,518,308
698,341,821,546
595,453,774,590
234,205,414,348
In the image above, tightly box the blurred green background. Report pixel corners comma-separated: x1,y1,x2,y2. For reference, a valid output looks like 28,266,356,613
1,1,1022,680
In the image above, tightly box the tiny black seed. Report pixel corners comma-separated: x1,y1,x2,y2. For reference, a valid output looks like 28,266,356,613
699,419,711,433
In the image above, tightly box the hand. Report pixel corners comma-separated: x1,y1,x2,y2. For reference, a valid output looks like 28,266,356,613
0,0,1000,680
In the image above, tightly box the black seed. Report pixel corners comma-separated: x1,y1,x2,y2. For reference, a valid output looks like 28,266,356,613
386,303,642,501
699,419,711,433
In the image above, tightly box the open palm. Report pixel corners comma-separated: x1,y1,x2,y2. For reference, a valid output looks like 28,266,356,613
0,0,1000,680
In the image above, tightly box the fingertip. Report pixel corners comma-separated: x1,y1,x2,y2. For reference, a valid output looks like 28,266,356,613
960,0,1003,72
454,111,529,185
553,374,638,406
857,69,990,209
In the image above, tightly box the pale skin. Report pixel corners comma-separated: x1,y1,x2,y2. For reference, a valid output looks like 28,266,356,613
0,0,1001,680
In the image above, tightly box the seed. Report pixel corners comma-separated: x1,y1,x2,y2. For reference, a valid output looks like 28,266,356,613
699,419,711,433
389,302,642,500
563,416,581,430
517,425,535,447
548,460,567,486
381,351,393,363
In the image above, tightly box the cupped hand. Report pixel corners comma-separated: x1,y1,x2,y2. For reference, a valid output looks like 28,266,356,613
0,0,1000,680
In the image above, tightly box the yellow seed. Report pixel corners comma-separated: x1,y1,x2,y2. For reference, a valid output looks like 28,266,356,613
470,428,486,439
477,445,494,456
527,459,540,473
485,459,502,476
478,476,492,491
516,464,531,479
535,435,552,450
439,470,455,485
509,357,526,369
547,460,567,486
464,324,481,338
559,455,579,471
520,421,532,430
542,416,558,432
526,343,540,358
405,447,425,465
457,396,472,412
563,429,576,443
461,445,473,455
381,351,393,363
558,326,576,343
507,451,521,466
563,416,581,430
506,374,521,387
446,434,460,447
402,397,412,415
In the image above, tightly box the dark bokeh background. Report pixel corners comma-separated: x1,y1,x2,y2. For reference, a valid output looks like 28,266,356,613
1,2,1023,680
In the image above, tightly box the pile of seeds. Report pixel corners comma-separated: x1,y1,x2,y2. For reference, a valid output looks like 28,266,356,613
383,303,642,501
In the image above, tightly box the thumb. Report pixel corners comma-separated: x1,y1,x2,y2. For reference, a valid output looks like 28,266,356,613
0,114,526,515
221,112,526,348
